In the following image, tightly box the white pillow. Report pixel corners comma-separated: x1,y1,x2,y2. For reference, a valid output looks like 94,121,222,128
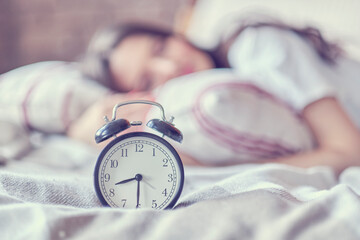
149,69,315,165
0,61,108,133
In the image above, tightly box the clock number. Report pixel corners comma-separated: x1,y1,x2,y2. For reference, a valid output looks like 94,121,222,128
104,173,110,182
153,148,156,156
121,149,128,157
135,144,144,152
162,188,167,197
110,160,118,168
152,200,158,208
121,199,127,207
168,174,173,182
109,188,115,197
163,159,168,167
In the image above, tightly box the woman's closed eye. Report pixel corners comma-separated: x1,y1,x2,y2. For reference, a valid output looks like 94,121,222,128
152,37,166,56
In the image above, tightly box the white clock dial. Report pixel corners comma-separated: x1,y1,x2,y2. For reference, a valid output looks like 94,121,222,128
94,132,184,209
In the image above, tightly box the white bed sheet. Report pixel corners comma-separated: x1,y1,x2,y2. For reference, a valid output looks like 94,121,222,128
1,133,360,240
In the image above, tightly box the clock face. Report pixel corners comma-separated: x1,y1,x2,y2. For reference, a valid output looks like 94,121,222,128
94,132,184,210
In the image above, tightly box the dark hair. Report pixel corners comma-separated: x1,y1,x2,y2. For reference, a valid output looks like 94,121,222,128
215,15,343,68
80,23,173,92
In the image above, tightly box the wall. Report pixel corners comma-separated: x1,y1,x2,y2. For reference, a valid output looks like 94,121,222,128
0,0,185,74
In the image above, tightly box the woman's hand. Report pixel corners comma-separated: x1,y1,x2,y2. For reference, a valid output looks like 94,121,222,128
66,92,154,147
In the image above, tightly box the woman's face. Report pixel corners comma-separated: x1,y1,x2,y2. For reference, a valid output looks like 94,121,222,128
108,33,214,92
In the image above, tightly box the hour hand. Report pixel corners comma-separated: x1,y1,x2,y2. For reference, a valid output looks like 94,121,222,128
115,177,137,185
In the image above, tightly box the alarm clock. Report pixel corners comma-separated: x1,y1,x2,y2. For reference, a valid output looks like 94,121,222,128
94,100,184,210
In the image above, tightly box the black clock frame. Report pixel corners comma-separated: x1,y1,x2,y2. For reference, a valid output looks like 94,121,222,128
94,131,184,210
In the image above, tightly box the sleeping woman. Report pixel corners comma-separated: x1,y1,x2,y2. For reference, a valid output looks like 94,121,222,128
16,20,360,176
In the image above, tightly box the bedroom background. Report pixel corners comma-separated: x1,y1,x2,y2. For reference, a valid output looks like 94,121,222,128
1,2,360,239
1,0,359,75
0,0,189,74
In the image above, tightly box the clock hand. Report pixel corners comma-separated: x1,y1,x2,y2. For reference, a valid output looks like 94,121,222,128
115,177,137,185
135,174,143,208
142,178,156,190
136,180,140,208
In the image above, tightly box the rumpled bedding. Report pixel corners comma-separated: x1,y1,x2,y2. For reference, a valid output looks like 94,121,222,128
1,61,360,239
1,131,360,240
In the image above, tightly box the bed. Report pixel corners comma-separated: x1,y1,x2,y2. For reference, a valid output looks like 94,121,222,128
1,124,360,239
1,1,360,240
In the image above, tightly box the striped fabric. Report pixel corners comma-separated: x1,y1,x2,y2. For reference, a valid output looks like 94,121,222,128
0,61,108,133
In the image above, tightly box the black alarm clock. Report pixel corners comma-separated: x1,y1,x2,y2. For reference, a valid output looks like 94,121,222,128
94,100,184,210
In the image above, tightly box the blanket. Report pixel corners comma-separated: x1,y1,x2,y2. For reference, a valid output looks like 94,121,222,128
1,132,360,240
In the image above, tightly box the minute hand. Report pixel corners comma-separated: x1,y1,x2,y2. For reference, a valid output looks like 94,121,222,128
115,177,137,185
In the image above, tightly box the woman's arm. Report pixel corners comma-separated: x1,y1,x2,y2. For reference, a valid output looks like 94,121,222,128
262,97,360,176
66,92,154,148
174,96,360,172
